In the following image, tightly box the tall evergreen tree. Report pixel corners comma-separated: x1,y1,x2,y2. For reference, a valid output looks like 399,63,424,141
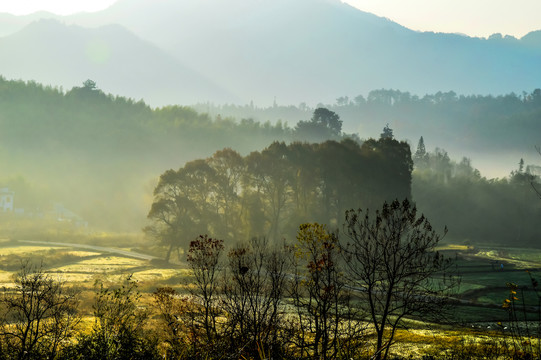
380,124,394,140
413,136,429,168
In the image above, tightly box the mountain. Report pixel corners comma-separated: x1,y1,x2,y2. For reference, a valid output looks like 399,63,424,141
2,0,541,106
0,19,236,105
60,0,541,106
0,11,61,37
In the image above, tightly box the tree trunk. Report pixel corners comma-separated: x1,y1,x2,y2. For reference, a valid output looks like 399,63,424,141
165,244,173,263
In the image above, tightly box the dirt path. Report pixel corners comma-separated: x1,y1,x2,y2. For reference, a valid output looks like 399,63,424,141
17,240,159,261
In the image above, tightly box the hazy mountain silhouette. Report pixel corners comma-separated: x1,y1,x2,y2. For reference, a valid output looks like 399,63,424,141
0,19,236,105
64,0,541,106
0,11,62,37
1,0,541,106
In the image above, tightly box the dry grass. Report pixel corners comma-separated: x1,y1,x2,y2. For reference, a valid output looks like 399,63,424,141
0,245,63,255
1,242,535,359
0,244,185,291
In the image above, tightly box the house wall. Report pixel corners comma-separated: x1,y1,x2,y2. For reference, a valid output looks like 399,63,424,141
0,188,14,212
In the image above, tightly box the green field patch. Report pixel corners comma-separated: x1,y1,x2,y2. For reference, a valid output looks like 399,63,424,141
449,304,506,323
476,288,540,308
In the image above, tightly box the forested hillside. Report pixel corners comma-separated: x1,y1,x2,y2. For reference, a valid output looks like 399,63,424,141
1,78,539,249
0,78,292,230
411,141,541,247
193,88,541,177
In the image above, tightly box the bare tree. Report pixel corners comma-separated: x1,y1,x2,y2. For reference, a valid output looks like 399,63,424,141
153,287,199,358
186,234,224,345
221,237,289,358
290,223,365,360
0,262,80,360
73,275,160,360
342,199,457,360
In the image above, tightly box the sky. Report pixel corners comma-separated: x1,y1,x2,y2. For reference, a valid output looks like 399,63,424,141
345,0,541,38
0,0,539,38
0,0,117,16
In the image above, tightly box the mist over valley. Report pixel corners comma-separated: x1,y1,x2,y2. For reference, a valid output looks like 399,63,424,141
0,1,540,358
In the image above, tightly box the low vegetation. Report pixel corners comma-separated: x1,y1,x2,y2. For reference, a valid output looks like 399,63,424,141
0,204,539,359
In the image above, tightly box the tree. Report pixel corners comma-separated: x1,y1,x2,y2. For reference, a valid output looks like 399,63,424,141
380,123,393,140
146,160,217,261
342,199,457,360
316,140,363,224
245,142,293,241
186,235,224,346
286,142,321,227
533,146,541,200
221,237,289,358
294,108,342,142
82,79,97,90
152,287,185,358
290,223,365,359
311,108,342,134
207,148,245,240
72,275,159,360
413,136,429,168
360,137,413,206
0,262,80,360
429,147,452,184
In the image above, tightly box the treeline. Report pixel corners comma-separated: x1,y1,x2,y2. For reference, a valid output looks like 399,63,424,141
192,88,541,151
2,77,541,249
412,138,541,247
145,137,412,261
0,77,345,230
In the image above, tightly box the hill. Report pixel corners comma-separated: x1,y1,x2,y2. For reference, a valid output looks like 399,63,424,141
67,0,541,105
0,19,235,105
2,0,541,106
0,78,288,231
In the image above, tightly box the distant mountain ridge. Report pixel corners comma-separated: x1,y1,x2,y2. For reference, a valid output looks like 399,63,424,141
0,0,540,106
0,18,236,105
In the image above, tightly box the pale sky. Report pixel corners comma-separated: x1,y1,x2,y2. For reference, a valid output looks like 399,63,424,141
0,0,540,38
0,0,117,16
345,0,541,38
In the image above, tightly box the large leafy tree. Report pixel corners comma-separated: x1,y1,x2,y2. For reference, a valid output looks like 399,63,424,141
207,148,245,240
294,108,342,142
360,136,413,207
245,142,293,242
146,160,217,262
147,139,415,259
286,142,321,227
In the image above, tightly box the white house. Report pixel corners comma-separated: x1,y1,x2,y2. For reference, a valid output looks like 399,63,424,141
0,188,14,212
52,203,88,227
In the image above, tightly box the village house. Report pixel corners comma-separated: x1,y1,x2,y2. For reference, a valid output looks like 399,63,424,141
0,188,14,212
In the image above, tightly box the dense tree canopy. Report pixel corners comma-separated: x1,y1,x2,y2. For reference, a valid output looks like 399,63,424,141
0,78,335,231
412,143,541,247
147,138,413,257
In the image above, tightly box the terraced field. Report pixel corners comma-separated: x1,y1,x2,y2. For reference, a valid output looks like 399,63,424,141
0,239,188,291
